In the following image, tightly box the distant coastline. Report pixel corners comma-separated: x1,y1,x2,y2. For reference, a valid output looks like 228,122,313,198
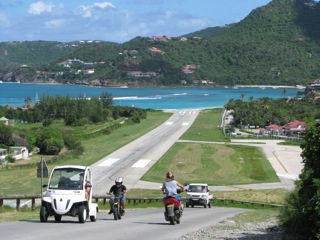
235,84,305,89
0,81,306,90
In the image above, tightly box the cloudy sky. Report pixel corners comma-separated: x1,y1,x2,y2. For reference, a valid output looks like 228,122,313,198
0,0,272,43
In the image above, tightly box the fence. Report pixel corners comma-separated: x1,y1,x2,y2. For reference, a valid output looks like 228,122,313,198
0,194,282,211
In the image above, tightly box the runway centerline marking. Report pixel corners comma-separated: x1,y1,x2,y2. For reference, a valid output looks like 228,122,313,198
132,159,151,168
98,158,120,167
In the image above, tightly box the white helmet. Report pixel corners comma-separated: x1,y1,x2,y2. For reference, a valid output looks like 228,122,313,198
115,177,123,185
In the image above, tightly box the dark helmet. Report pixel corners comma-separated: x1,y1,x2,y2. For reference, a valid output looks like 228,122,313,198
115,177,123,185
166,171,174,180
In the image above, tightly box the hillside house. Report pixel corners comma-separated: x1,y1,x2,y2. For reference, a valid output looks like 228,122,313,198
84,69,95,74
149,47,162,53
128,71,157,77
150,36,168,42
0,116,8,126
180,80,187,85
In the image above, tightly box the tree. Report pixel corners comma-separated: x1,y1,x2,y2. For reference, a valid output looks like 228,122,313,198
280,121,320,239
281,89,287,98
35,127,64,155
100,92,114,108
24,97,32,108
0,124,13,146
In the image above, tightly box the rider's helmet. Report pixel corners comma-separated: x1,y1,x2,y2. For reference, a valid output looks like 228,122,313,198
115,177,123,186
166,171,174,180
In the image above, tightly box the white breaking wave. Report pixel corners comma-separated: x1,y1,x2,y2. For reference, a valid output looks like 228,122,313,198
173,93,187,96
113,96,161,100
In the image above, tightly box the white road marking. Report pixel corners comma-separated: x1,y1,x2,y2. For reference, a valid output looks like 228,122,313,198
182,122,189,126
277,173,299,180
132,159,151,168
165,122,173,125
98,158,120,167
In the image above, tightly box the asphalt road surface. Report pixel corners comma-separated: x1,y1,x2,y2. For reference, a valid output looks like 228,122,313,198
91,110,199,195
0,207,247,240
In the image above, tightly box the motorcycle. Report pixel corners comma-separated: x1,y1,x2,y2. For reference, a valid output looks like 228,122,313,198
163,189,183,225
111,194,125,220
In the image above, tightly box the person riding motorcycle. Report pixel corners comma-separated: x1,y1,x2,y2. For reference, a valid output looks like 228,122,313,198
161,171,184,205
107,177,128,214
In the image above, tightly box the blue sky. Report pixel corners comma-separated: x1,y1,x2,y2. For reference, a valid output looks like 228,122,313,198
0,0,272,43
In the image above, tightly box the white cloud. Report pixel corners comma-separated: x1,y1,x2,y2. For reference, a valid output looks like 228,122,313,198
94,2,115,9
79,2,115,18
27,1,55,15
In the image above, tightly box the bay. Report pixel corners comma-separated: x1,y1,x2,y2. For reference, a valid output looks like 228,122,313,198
0,83,302,110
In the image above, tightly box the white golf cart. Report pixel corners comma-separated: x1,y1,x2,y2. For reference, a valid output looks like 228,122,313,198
186,183,213,208
40,165,98,223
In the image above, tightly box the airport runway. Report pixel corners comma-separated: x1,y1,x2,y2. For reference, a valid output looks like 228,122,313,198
90,110,303,195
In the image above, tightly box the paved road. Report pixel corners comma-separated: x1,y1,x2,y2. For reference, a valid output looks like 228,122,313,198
91,110,199,195
0,207,247,240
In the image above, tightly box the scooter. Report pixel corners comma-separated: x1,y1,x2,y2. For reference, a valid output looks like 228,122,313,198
110,194,125,220
163,189,183,225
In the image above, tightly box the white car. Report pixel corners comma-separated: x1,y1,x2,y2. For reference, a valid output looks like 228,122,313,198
40,165,98,223
186,183,212,208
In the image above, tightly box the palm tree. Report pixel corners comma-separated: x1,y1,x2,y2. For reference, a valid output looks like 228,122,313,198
24,97,32,108
240,93,245,102
282,89,287,98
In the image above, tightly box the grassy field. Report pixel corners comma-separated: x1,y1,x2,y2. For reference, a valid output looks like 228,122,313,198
180,108,229,142
141,108,279,185
141,142,279,185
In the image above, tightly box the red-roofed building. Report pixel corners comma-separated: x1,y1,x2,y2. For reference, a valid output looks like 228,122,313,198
283,120,306,135
264,124,284,135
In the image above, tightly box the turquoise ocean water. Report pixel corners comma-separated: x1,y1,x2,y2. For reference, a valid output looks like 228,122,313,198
0,83,302,110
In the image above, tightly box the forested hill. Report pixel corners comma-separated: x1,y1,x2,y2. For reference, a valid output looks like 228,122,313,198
1,0,320,87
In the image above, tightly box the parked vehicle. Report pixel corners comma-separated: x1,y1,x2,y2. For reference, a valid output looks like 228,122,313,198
163,189,183,225
186,183,212,208
111,194,125,220
40,165,98,223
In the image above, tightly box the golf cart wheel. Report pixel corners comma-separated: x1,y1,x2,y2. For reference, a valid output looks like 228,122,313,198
78,205,87,223
186,204,189,208
90,212,97,222
40,206,48,222
54,215,62,222
191,205,194,208
208,202,212,208
204,203,207,208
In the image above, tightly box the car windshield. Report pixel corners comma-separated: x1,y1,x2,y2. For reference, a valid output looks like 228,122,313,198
189,185,206,193
49,168,85,190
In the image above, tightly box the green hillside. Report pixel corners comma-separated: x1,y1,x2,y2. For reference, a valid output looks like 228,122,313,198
1,0,320,86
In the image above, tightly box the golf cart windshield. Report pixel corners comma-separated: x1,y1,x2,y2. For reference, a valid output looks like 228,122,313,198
49,168,85,190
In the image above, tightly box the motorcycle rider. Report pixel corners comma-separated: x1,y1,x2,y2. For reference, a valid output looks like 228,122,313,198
107,177,128,214
161,171,184,205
